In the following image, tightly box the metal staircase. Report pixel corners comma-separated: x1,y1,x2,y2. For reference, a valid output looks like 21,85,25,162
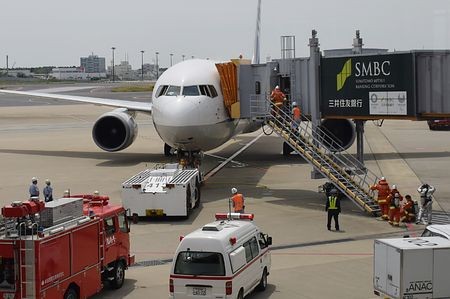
265,103,381,216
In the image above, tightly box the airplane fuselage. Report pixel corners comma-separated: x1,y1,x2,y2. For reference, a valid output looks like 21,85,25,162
152,59,256,152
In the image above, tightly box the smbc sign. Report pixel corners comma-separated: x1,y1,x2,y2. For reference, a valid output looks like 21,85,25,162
321,53,415,117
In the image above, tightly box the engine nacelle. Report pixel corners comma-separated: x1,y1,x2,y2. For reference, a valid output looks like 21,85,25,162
319,119,356,152
92,108,138,152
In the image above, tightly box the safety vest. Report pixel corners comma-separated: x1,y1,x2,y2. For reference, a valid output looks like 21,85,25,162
232,194,244,212
328,196,338,210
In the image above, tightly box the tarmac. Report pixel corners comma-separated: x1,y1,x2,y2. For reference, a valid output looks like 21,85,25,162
1,83,450,299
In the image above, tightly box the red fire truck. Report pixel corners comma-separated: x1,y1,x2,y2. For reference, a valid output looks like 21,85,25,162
0,193,134,299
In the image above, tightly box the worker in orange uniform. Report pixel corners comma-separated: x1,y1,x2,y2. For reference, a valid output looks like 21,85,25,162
370,177,391,220
230,187,245,213
291,102,301,133
387,186,403,226
400,195,416,223
270,85,286,118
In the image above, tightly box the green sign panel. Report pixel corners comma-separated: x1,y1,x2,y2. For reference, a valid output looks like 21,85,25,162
321,53,415,117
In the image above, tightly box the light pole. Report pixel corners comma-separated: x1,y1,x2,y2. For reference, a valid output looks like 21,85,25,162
111,47,116,82
141,50,145,81
170,53,173,66
155,51,159,79
182,54,185,61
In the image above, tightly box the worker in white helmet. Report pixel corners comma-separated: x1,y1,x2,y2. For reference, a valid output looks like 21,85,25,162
291,101,302,134
29,177,39,199
270,85,286,118
230,188,245,213
43,179,53,202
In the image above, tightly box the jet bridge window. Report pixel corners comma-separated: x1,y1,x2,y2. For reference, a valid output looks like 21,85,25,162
182,85,200,96
165,85,181,96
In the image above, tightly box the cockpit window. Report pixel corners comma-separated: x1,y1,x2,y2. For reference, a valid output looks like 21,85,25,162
165,85,181,96
182,85,200,96
155,85,169,98
208,85,218,98
199,85,211,97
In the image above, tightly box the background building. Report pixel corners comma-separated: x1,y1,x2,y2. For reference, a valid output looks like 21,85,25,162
80,54,106,79
50,67,87,80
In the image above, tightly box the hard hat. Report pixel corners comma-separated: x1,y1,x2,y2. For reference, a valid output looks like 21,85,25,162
392,184,397,189
94,190,99,196
330,188,338,194
231,188,238,194
45,179,50,185
380,177,385,181
32,177,37,182
292,102,297,106
64,190,70,196
394,193,400,198
275,85,280,90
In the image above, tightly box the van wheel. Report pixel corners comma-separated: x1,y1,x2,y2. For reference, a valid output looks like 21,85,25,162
256,268,268,291
110,261,125,289
194,181,201,208
237,289,244,299
185,186,192,217
64,287,78,299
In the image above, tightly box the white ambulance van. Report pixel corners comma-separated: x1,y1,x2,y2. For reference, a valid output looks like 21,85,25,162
169,213,272,299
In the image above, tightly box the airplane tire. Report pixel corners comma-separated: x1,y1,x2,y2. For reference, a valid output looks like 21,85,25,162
194,181,201,208
164,143,173,156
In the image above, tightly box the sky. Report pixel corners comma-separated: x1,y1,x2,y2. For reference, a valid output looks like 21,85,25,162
1,0,450,69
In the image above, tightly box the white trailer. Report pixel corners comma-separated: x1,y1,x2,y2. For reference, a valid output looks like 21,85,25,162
121,163,201,219
374,237,450,299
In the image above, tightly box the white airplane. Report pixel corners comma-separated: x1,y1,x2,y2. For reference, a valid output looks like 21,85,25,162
0,59,262,164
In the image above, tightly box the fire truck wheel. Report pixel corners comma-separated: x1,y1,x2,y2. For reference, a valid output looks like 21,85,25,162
256,268,268,291
194,181,201,208
132,213,139,224
110,261,125,289
237,289,244,299
64,287,78,299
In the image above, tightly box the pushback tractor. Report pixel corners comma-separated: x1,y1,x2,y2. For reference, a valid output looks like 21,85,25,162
0,194,134,299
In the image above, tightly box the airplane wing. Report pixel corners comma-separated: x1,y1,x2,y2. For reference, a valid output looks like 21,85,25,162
0,89,152,113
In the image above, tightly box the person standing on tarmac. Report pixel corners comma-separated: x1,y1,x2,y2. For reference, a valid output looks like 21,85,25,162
417,183,435,225
43,179,53,202
325,189,341,231
29,177,39,198
230,188,245,213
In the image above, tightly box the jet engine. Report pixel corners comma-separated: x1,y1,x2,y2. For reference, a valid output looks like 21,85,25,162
92,108,138,152
319,119,356,152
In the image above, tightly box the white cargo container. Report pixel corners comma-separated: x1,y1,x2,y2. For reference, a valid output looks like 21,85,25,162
374,237,450,299
121,163,201,219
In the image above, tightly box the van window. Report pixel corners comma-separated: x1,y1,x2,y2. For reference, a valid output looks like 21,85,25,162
243,237,260,263
174,251,225,276
421,229,447,239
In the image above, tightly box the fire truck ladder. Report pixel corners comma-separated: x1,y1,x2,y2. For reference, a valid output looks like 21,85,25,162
19,223,38,299
265,103,380,215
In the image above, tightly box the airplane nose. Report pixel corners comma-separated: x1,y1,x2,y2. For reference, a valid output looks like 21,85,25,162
153,96,203,127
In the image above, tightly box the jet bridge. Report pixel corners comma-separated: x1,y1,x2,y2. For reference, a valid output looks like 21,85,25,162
215,30,450,215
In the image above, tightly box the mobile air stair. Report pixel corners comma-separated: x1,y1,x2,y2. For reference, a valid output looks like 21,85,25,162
264,102,381,216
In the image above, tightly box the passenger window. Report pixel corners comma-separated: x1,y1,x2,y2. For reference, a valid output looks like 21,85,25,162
104,217,116,236
199,85,211,97
208,85,218,98
166,85,181,96
243,237,259,262
156,85,168,97
118,212,128,233
182,85,200,96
